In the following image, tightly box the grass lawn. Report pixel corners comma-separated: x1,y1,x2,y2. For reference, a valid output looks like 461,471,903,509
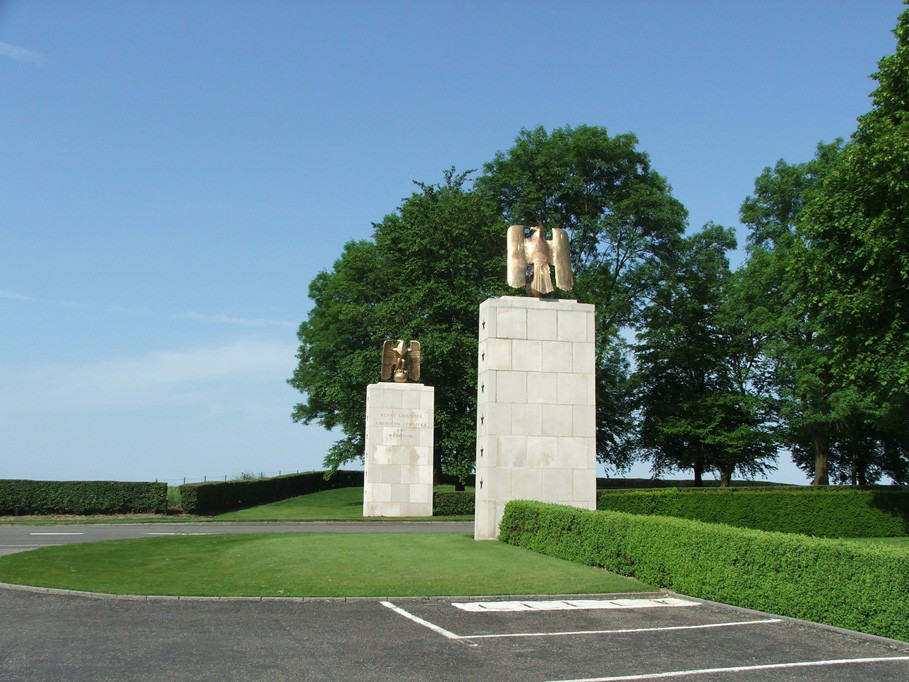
213,487,471,521
0,533,653,597
1,486,472,524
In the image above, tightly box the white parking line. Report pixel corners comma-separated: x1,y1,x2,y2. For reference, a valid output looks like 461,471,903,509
380,601,462,640
29,532,85,536
453,597,697,612
381,601,779,643
467,619,781,640
546,656,909,681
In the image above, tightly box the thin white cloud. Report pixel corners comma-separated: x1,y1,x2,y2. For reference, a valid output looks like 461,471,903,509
0,289,33,300
180,311,296,327
4,289,294,327
1,339,299,413
0,41,46,65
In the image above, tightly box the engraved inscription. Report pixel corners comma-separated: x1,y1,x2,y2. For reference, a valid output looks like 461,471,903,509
372,408,431,429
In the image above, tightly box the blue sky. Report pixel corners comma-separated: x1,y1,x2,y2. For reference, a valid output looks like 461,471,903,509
1,1,905,485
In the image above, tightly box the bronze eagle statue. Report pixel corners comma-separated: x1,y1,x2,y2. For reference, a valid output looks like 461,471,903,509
506,225,574,297
381,339,421,383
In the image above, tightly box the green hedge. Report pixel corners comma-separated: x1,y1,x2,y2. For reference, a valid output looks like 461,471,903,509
0,480,167,515
500,501,909,642
597,487,909,538
433,491,475,516
596,478,791,489
179,470,364,514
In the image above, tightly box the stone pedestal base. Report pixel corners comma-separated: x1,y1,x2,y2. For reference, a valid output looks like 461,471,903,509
475,296,597,539
363,382,434,517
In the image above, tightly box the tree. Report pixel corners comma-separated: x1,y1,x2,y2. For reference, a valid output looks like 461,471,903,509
797,7,909,428
369,170,508,484
288,239,388,470
739,143,847,485
634,224,777,485
476,125,688,472
789,417,909,486
288,170,509,483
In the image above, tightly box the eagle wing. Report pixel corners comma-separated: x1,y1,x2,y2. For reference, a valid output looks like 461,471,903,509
551,228,575,291
506,225,527,289
381,339,395,380
407,340,421,381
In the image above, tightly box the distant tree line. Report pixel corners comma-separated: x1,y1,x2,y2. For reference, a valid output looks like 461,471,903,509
289,8,909,487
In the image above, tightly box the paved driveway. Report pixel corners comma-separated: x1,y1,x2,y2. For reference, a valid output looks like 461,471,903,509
0,521,473,556
1,523,908,681
1,588,908,682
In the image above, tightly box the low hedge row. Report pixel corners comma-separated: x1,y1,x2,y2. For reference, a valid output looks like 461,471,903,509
596,478,789,489
179,470,364,514
596,487,909,538
0,480,167,515
500,500,909,642
433,491,475,516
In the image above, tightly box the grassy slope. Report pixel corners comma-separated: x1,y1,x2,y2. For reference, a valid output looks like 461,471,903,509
0,533,653,597
213,487,471,521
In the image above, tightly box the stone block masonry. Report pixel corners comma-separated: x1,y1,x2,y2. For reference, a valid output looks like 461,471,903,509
475,296,597,540
363,382,434,517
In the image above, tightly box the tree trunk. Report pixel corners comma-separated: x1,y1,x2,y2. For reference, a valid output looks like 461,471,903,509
718,465,733,487
432,443,443,486
693,463,703,487
809,425,830,486
857,461,868,487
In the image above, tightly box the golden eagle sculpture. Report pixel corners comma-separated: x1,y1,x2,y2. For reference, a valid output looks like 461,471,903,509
506,225,574,297
381,339,421,383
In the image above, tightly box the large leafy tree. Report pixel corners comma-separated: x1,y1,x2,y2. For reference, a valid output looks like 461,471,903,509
476,125,688,472
288,170,509,482
634,224,777,485
797,7,909,429
739,143,845,485
739,137,909,485
289,239,388,469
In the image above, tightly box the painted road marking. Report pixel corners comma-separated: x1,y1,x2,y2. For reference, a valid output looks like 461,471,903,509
380,601,463,641
453,597,697,612
465,619,781,640
381,601,778,643
545,656,909,681
0,545,40,548
29,532,85,536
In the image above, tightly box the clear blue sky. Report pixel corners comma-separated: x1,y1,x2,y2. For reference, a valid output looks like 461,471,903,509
2,1,904,485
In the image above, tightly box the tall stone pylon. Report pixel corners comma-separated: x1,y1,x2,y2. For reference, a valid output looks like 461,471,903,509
363,382,434,517
474,296,597,539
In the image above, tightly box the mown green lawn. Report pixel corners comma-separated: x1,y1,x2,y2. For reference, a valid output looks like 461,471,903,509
0,532,653,597
213,486,471,521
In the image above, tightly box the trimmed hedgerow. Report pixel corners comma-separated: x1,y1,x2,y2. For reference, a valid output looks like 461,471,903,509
179,470,364,515
0,480,167,515
500,500,909,642
596,487,909,538
433,491,474,516
595,478,789,489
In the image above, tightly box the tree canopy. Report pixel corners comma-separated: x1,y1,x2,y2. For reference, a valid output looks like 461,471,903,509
291,8,909,488
797,6,909,424
477,125,688,473
634,224,777,485
288,170,508,482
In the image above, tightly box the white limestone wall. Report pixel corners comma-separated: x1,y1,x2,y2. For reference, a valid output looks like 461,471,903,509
475,296,597,540
363,383,434,517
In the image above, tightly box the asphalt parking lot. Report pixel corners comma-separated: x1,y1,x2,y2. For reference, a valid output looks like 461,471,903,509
2,524,908,681
2,586,908,682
